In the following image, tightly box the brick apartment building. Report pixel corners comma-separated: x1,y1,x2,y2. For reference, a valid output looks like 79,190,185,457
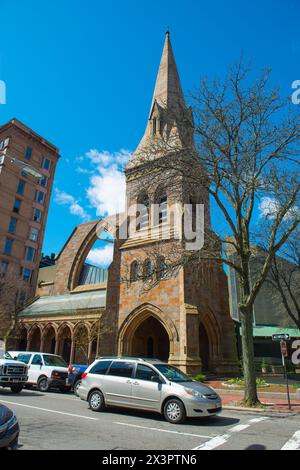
0,118,60,309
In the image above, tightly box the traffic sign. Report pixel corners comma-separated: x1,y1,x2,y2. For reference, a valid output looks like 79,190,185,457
280,340,288,358
272,333,290,342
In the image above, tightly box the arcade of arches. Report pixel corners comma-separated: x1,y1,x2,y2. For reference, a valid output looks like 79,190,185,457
16,321,98,364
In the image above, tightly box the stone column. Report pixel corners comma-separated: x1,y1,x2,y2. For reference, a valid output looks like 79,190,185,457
69,337,75,365
87,339,93,364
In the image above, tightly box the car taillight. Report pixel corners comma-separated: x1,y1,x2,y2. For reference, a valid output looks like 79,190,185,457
81,372,88,379
68,366,73,372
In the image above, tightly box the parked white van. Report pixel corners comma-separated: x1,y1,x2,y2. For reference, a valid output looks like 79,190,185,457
8,351,71,393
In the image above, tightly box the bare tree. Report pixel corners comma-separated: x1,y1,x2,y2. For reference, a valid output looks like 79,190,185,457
126,61,300,406
73,322,100,364
0,271,26,348
265,229,300,330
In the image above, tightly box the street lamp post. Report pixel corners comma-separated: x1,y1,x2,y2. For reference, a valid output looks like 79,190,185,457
0,148,43,179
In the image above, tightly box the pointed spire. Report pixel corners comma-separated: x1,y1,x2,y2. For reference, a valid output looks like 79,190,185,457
150,31,185,114
126,33,194,170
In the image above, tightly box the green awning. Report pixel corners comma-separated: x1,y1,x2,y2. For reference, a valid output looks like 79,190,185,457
239,325,300,338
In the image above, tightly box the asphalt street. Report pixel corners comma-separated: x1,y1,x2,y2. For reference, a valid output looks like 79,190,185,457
1,388,300,450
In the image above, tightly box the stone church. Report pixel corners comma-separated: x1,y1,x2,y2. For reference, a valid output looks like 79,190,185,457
16,33,238,374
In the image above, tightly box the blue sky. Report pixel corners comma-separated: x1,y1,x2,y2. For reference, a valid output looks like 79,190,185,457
0,0,299,264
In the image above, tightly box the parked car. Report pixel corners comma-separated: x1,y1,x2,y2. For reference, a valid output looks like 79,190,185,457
78,357,222,424
0,403,19,450
67,364,88,396
0,350,28,394
8,351,71,393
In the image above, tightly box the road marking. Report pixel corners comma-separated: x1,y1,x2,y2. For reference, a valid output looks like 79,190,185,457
281,430,300,450
114,421,213,439
0,400,98,421
192,416,269,450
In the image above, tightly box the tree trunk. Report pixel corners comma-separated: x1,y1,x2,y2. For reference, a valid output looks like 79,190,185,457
240,305,259,406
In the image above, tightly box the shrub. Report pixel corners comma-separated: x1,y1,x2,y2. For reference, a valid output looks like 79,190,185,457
191,373,207,383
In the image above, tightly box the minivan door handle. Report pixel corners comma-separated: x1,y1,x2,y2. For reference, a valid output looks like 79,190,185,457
133,381,140,385
126,380,132,384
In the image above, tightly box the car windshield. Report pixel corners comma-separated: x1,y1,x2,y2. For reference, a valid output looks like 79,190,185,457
155,364,191,383
42,355,67,367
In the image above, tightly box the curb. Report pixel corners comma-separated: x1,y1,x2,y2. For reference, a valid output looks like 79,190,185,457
217,389,299,399
222,405,298,414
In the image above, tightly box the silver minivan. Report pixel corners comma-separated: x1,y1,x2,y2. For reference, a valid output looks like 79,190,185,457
78,357,222,424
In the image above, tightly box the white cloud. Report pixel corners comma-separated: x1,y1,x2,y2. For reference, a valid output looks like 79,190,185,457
259,197,299,220
86,245,114,267
54,188,91,222
85,148,131,216
87,166,126,216
86,148,131,168
259,197,279,219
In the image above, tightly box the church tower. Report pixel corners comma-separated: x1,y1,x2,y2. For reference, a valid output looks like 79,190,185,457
103,33,238,374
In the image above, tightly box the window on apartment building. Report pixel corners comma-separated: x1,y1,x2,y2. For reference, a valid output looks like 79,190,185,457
39,175,48,188
0,260,9,275
29,227,39,242
13,198,22,214
17,179,25,196
8,217,17,235
4,239,13,256
22,267,32,282
33,208,42,223
35,190,45,205
25,146,32,161
25,246,35,262
42,157,51,171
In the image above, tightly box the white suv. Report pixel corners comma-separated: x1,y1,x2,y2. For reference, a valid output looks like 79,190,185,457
8,351,71,393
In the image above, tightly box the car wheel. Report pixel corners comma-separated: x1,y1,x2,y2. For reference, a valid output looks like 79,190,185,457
10,385,23,394
74,380,82,396
8,435,19,450
163,398,186,424
88,390,105,412
37,376,49,392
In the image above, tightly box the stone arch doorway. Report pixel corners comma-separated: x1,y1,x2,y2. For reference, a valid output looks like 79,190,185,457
57,325,72,363
125,316,170,361
29,326,41,352
199,322,210,371
43,326,56,354
18,328,28,350
73,324,90,364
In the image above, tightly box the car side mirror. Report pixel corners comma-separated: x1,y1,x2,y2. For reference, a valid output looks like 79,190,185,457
151,375,161,383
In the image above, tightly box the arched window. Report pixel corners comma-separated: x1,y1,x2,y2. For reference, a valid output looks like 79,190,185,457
143,259,152,280
152,118,157,136
156,256,166,280
158,194,168,224
130,261,139,282
137,193,149,231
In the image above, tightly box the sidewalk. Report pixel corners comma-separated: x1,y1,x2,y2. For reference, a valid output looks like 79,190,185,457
206,379,300,413
220,393,300,412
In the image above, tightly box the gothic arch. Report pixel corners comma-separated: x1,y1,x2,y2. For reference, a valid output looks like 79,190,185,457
118,303,179,359
54,216,117,294
199,311,222,360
